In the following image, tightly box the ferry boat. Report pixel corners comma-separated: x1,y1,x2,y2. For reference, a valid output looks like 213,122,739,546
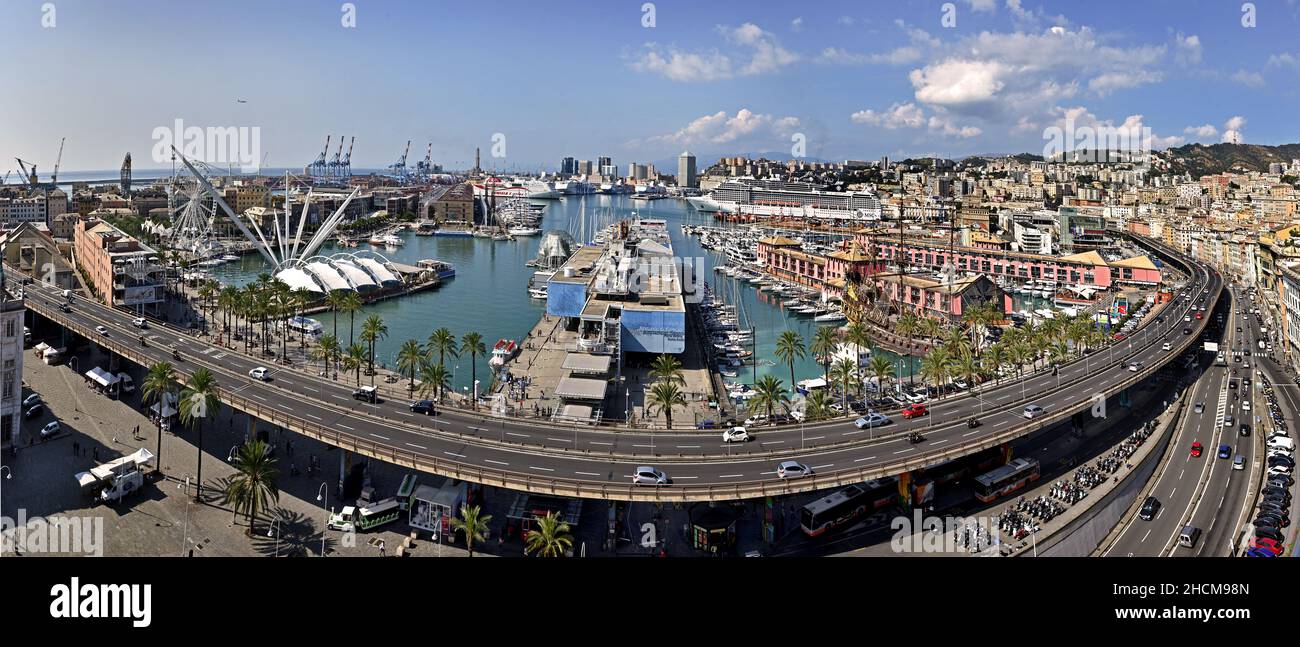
415,222,438,236
416,259,456,280
488,339,520,367
528,287,548,299
367,235,386,245
286,315,324,338
813,311,847,323
508,226,542,236
382,234,405,247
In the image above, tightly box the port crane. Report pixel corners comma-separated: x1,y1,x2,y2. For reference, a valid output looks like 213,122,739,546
309,135,331,178
340,136,355,179
327,136,344,178
386,140,411,182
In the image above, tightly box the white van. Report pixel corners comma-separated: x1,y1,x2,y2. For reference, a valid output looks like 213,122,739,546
1178,526,1201,548
1267,436,1295,452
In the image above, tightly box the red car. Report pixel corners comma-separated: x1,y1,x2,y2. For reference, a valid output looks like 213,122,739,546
1252,537,1285,556
1190,441,1204,457
1195,312,1203,319
901,403,928,419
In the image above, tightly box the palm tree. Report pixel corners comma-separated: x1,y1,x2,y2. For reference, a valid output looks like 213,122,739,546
804,389,832,422
142,361,177,468
292,288,314,350
829,358,857,411
920,347,951,397
868,354,894,399
316,334,341,377
343,343,367,386
918,318,943,344
648,353,685,385
179,368,221,501
222,440,279,536
942,327,971,357
984,343,1009,383
646,380,686,429
396,339,424,393
339,291,363,346
844,322,871,362
450,504,492,557
360,314,389,383
896,313,919,341
949,351,979,394
809,326,839,380
524,510,574,557
750,374,790,421
425,327,459,368
217,285,239,336
418,362,451,403
460,332,486,408
774,330,807,391
324,291,346,342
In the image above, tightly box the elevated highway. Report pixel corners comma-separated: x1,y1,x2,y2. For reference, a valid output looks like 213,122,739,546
15,236,1222,501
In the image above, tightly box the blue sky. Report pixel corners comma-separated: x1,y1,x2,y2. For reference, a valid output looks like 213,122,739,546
2,0,1298,173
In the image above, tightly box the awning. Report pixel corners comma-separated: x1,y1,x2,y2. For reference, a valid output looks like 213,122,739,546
562,353,612,374
85,366,119,387
554,376,607,400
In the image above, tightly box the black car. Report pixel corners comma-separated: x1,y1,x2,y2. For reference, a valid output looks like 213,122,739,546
1240,424,1251,437
1267,455,1295,468
1256,513,1290,528
1255,526,1284,542
1262,486,1291,498
351,386,378,403
1139,496,1161,521
1258,503,1289,517
1267,476,1293,489
23,404,44,419
1183,327,1192,335
848,401,869,414
410,399,435,415
59,303,71,313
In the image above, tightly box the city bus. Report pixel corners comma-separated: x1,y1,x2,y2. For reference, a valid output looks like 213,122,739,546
327,498,403,532
972,458,1041,503
800,478,898,537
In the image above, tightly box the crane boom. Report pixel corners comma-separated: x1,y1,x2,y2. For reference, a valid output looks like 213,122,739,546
52,137,65,184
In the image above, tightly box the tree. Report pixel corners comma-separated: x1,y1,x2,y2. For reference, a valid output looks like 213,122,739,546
179,368,221,502
896,313,919,341
844,322,871,362
920,347,951,397
396,339,424,394
949,352,979,394
830,357,857,410
340,291,363,347
314,334,341,378
804,389,832,422
343,343,367,386
418,362,451,403
450,504,492,557
222,440,279,536
524,510,574,557
648,354,685,385
774,330,806,392
809,326,839,380
460,332,487,408
142,361,177,469
868,354,894,398
360,314,389,383
324,291,346,342
750,374,790,421
426,327,459,368
646,380,687,429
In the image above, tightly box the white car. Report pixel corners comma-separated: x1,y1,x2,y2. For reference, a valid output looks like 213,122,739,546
742,415,768,427
777,461,813,479
1128,362,1142,372
40,420,61,438
248,367,272,381
1023,404,1046,419
1242,400,1251,412
632,466,668,485
94,325,108,336
854,412,891,429
722,427,751,443
131,317,148,329
1161,342,1172,351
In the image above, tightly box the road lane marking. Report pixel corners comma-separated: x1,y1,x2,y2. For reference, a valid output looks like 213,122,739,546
574,471,601,476
589,441,613,446
485,459,509,466
405,443,426,449
369,433,389,440
854,456,877,462
528,466,553,472
506,432,529,438
546,437,572,443
444,451,466,458
718,474,744,478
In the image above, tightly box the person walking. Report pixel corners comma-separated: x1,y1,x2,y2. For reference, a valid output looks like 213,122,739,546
378,539,386,557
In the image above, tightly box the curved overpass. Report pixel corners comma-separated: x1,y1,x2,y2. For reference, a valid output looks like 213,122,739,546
15,236,1222,501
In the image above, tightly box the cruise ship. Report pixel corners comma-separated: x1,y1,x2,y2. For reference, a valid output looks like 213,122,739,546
472,177,561,200
687,178,883,222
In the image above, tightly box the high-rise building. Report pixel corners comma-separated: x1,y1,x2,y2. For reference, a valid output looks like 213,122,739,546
561,157,576,175
677,151,697,188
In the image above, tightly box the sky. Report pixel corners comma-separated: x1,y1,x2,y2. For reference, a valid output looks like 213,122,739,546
2,0,1299,174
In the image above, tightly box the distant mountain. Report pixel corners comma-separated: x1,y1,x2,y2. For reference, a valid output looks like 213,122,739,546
1156,142,1300,177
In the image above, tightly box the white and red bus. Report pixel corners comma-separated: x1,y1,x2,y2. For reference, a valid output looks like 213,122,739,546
973,458,1041,503
800,478,898,537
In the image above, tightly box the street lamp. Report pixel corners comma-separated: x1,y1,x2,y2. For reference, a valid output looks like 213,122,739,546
0,465,12,524
316,482,329,557
267,518,281,557
179,475,192,557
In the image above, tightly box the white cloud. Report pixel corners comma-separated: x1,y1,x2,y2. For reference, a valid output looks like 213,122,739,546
629,47,732,82
718,23,799,76
1268,52,1299,68
1174,33,1201,65
646,108,801,147
1183,124,1219,140
1222,115,1246,143
966,0,998,12
851,103,926,129
816,21,937,66
928,115,983,138
909,59,1007,108
838,16,856,26
791,17,803,32
1087,70,1163,96
1230,69,1265,88
1044,106,1182,152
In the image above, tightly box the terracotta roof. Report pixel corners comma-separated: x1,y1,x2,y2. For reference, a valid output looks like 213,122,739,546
758,236,801,246
1058,250,1108,265
1108,255,1158,271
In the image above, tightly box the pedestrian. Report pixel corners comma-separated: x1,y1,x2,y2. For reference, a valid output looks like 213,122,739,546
378,539,386,557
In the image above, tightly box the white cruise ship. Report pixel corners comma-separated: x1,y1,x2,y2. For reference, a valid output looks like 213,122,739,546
472,177,561,200
687,178,882,222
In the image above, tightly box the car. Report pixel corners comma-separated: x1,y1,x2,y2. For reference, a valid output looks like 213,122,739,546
854,412,891,429
131,317,148,329
94,325,108,336
1252,538,1285,556
1233,454,1246,470
59,303,71,313
742,414,769,427
1128,362,1142,372
24,403,44,419
1228,379,1237,390
1182,327,1192,335
1190,441,1204,457
1268,474,1294,488
248,367,271,381
1184,316,1191,322
1194,402,1205,414
1223,414,1234,428
40,420,60,438
632,467,669,485
848,401,869,414
901,390,928,404
900,404,928,420
410,399,435,415
1234,355,1241,362
1268,465,1293,476
1242,400,1251,412
1218,444,1232,459
1139,496,1161,520
22,393,41,408
1237,327,1243,333
1240,424,1251,437
1255,526,1285,542
1195,312,1203,320
352,386,378,403
722,427,751,443
1023,404,1046,419
777,460,813,479
1267,455,1295,468
1161,342,1172,351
